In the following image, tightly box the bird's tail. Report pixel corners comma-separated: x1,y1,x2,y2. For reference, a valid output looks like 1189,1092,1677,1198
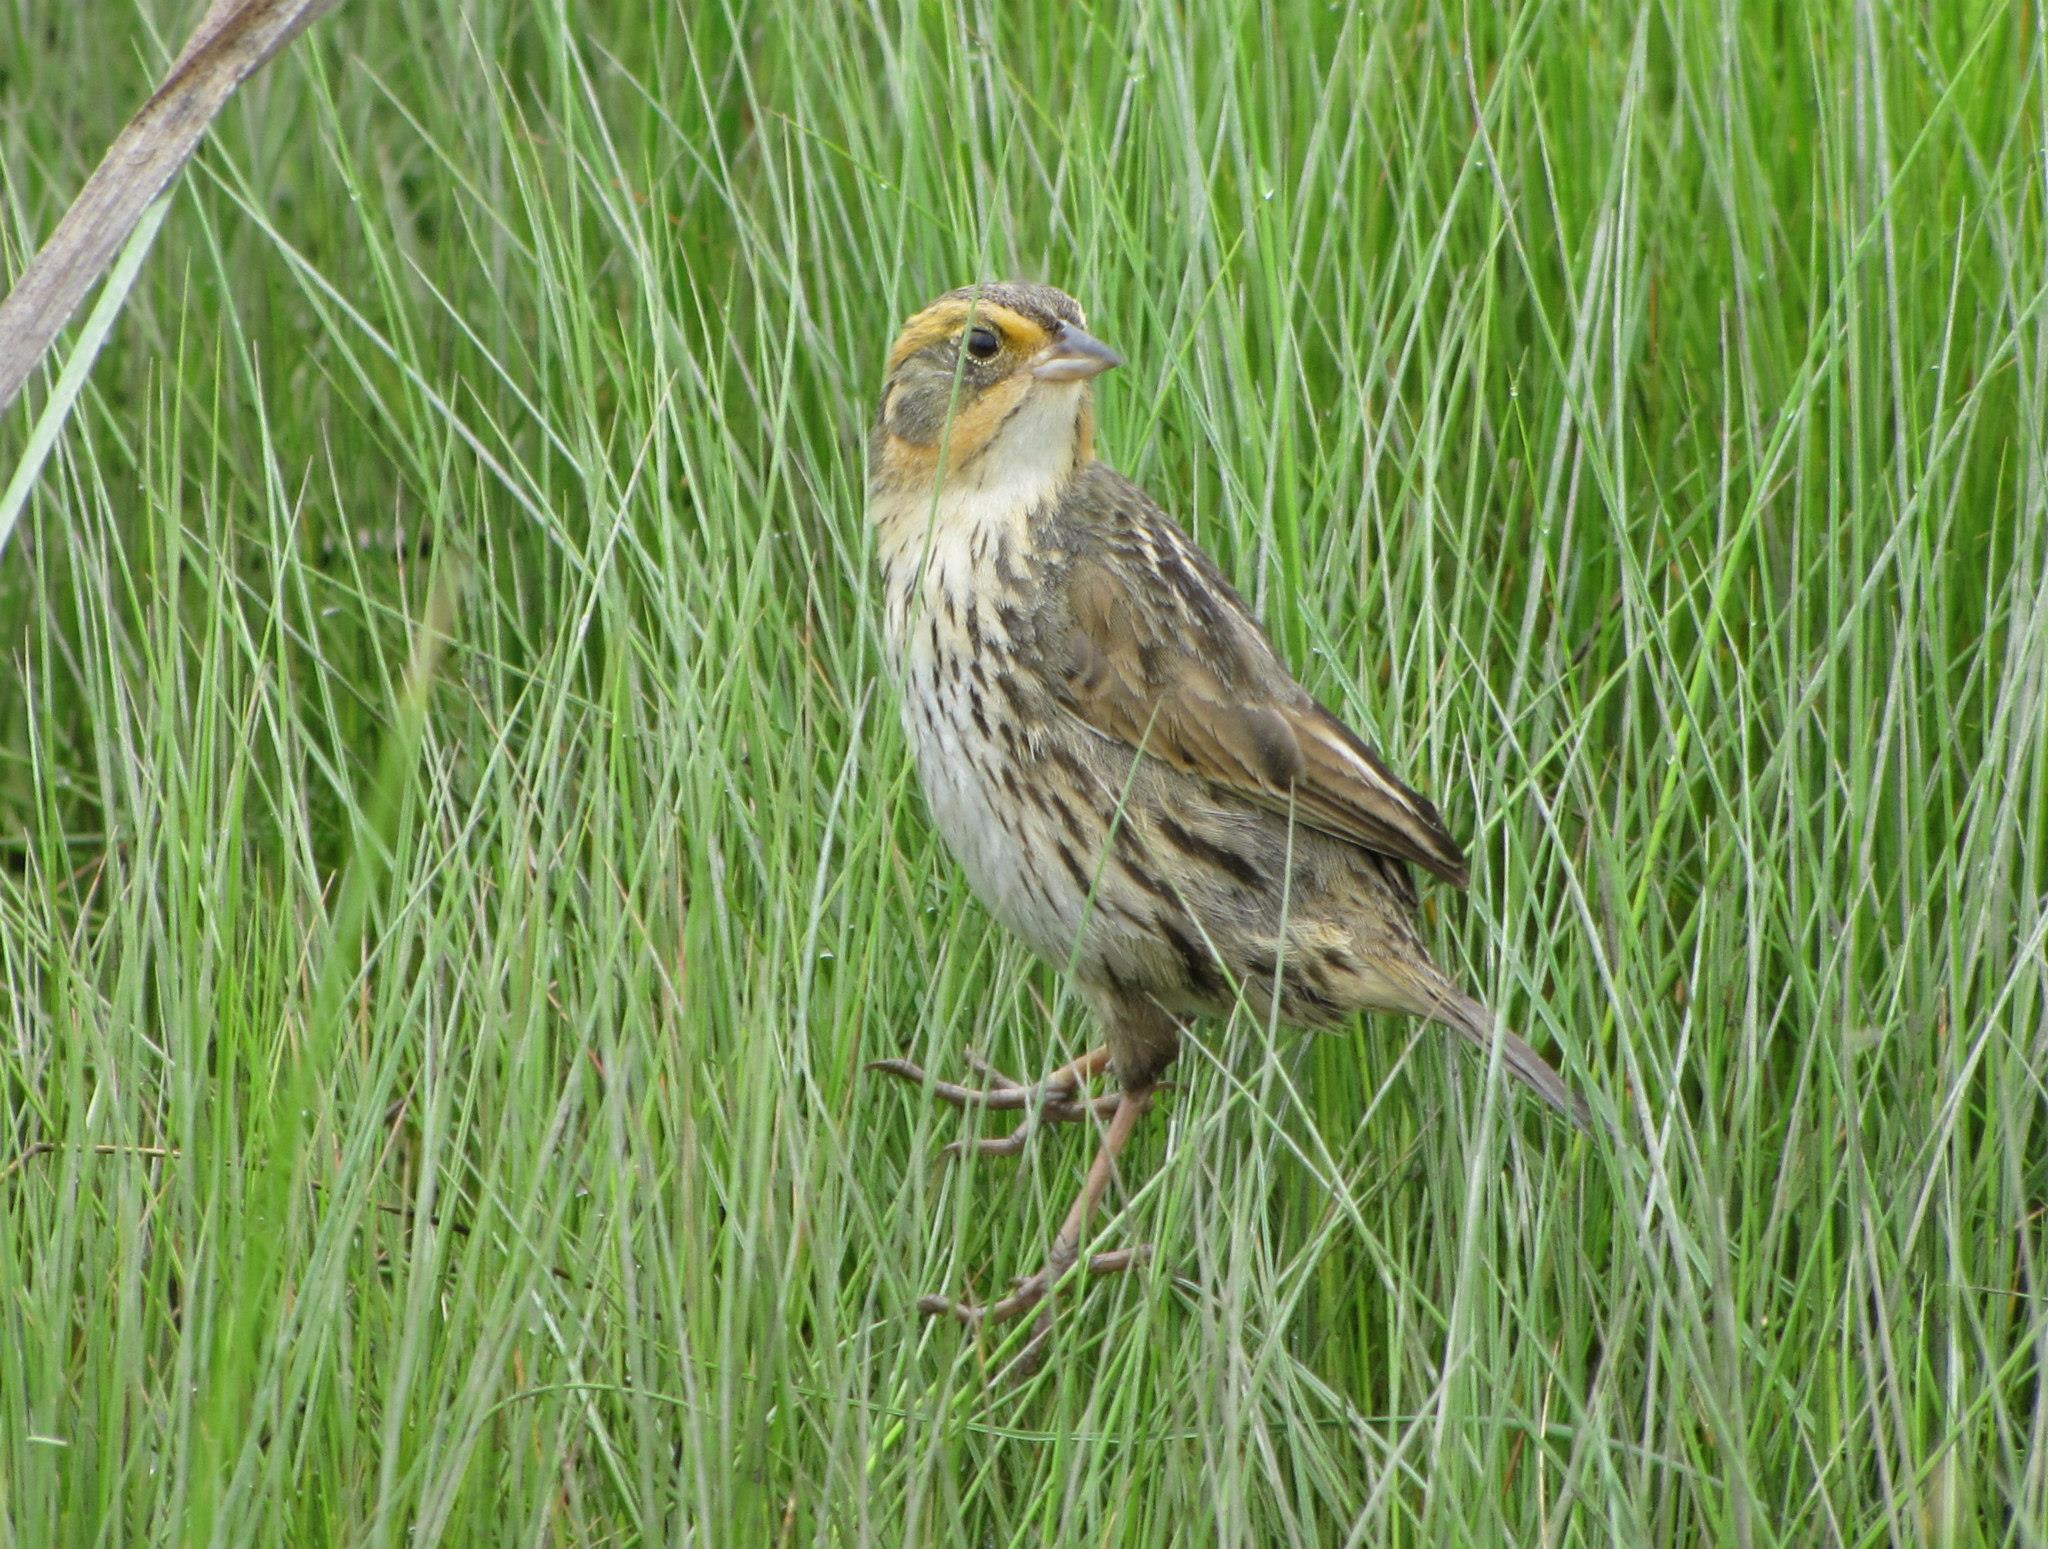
1437,990,1593,1133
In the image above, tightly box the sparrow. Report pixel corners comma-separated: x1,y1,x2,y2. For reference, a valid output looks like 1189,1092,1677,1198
866,281,1588,1368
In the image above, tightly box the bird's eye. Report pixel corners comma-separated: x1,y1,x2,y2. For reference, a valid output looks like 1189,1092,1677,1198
965,325,1001,360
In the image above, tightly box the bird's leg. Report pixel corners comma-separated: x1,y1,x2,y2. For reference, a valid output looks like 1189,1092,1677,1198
918,1082,1157,1370
868,1044,1122,1158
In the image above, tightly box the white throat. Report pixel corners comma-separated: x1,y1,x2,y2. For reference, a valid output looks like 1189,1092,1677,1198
871,382,1084,632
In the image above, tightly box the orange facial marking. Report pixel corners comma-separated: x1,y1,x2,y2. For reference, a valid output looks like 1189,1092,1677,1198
885,299,1052,372
939,371,1033,459
876,370,1034,482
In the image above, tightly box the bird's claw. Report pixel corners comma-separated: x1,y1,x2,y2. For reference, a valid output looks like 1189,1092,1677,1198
917,1245,1154,1330
866,1052,1077,1112
938,1091,1125,1158
869,1053,1163,1162
866,1056,1035,1110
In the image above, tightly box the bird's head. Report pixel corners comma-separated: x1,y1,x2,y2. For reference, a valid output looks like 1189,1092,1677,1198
870,282,1121,499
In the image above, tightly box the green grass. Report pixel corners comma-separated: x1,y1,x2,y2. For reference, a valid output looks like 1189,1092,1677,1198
3,0,2045,1542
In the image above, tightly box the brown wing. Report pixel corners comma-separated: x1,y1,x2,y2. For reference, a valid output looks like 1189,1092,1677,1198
1051,471,1469,887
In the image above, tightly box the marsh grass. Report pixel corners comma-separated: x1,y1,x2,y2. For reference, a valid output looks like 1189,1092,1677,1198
2,0,2044,1542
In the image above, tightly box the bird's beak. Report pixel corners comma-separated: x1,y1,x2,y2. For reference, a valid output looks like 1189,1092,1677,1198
1033,321,1124,382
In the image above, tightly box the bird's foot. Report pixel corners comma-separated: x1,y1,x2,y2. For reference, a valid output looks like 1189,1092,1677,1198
900,1083,1161,1378
868,1046,1140,1159
917,1245,1152,1328
918,1245,1153,1376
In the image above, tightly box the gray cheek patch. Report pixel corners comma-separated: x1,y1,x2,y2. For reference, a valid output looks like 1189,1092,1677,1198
887,354,986,446
885,379,947,445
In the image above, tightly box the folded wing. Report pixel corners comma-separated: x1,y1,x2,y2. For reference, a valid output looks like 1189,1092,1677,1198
1051,485,1470,889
